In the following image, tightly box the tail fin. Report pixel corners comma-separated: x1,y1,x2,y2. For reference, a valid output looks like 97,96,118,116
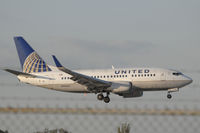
14,36,51,73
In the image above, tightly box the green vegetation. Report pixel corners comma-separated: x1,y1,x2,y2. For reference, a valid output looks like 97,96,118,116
35,128,69,133
117,123,130,133
0,130,8,133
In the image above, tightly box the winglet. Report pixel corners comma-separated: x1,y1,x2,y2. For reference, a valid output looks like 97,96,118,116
52,55,63,68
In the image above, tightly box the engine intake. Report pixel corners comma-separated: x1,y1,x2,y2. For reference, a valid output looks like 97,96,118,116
109,81,132,93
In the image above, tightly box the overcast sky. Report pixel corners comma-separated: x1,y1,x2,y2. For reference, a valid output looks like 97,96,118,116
0,0,199,100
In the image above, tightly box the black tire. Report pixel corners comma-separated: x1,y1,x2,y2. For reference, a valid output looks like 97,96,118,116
104,96,110,103
167,94,172,99
97,94,104,100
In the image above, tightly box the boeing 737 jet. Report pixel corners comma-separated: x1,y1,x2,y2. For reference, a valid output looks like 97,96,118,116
4,37,193,103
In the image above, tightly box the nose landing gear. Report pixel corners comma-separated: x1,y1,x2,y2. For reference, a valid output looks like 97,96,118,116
167,88,179,99
97,92,110,103
167,93,172,99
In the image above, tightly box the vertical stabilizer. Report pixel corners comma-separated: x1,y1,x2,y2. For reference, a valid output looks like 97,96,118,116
14,36,51,73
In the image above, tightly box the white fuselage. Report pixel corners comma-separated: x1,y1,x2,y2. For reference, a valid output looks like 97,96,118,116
17,67,192,94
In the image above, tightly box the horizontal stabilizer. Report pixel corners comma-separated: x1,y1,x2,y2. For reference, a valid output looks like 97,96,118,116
4,69,54,80
4,69,36,78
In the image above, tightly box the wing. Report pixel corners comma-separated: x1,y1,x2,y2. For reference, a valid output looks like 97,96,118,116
52,55,112,92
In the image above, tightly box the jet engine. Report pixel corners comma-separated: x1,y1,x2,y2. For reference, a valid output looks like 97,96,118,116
121,88,143,98
109,81,132,93
109,81,143,98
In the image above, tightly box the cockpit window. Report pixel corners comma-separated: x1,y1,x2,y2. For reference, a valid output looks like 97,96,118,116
172,72,182,76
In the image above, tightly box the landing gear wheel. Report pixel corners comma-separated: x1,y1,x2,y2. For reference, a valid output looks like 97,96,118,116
97,93,104,100
104,96,110,103
167,94,172,99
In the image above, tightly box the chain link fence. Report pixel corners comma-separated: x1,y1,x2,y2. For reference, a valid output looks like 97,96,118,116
0,97,199,133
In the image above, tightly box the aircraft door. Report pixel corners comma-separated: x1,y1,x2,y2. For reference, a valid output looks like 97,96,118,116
160,72,166,80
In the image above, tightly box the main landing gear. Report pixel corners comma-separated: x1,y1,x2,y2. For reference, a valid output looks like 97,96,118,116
97,92,110,103
97,93,104,100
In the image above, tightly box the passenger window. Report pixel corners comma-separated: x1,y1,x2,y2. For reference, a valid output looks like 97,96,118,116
135,74,137,77
107,75,109,78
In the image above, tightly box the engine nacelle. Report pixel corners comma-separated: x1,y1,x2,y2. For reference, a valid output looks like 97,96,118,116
121,88,143,98
108,81,132,93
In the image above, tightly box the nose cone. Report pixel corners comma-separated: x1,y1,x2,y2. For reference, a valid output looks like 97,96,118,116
183,75,193,85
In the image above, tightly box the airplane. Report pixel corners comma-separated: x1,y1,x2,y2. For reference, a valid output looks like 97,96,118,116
4,37,193,103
